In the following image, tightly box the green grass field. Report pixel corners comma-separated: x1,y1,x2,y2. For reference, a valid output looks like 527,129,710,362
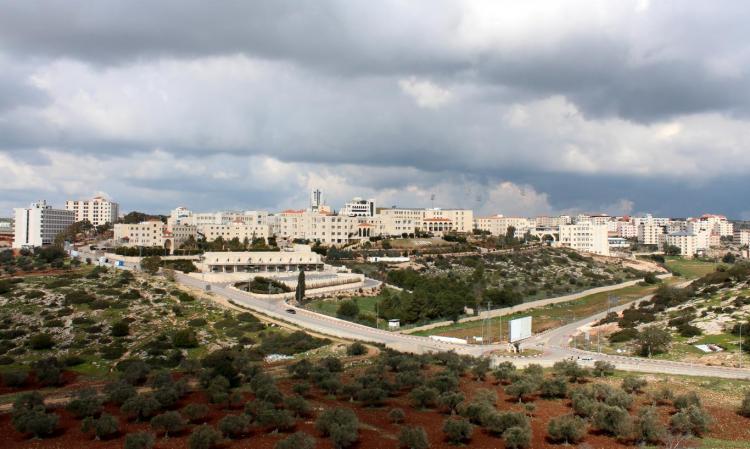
665,256,721,279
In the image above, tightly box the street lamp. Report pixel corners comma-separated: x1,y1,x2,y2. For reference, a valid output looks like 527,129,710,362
740,323,744,369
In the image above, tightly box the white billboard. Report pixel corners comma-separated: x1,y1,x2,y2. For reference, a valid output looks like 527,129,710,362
509,316,532,342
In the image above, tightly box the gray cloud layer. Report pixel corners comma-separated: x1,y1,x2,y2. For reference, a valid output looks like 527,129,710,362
0,1,748,218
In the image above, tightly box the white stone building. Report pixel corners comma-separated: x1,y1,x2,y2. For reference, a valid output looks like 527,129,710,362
114,220,197,253
199,245,324,273
665,231,698,257
340,197,376,217
735,229,750,247
474,215,532,236
558,222,610,256
13,201,76,248
65,196,119,227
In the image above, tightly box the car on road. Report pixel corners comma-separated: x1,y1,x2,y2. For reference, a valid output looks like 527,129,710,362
580,356,594,361
285,308,296,314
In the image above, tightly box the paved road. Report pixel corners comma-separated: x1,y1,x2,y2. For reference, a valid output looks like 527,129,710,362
75,249,750,380
174,273,750,379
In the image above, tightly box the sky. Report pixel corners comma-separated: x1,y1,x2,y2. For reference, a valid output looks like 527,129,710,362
0,1,749,219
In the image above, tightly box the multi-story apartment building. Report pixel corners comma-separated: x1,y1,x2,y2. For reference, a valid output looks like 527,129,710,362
735,229,750,246
13,201,76,248
558,222,610,256
688,214,733,237
65,196,119,227
615,220,638,239
114,220,196,253
340,197,376,217
637,220,665,247
377,207,473,236
474,215,533,236
200,221,271,242
665,231,698,257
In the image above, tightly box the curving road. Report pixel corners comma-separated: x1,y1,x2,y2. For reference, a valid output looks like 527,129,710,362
174,273,750,380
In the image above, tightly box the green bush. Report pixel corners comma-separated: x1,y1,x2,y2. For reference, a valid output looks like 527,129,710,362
275,432,316,449
635,406,666,444
105,380,137,405
592,360,615,377
346,342,367,356
66,388,102,419
443,417,473,445
399,426,430,449
172,328,199,348
673,391,701,410
670,405,712,436
2,370,28,387
739,390,750,417
121,394,162,421
11,392,59,438
621,376,647,394
189,424,221,449
124,432,155,449
82,413,119,440
482,411,527,436
150,411,187,437
28,333,55,350
218,414,251,439
592,404,632,437
503,426,531,449
389,407,406,423
316,408,359,449
547,414,587,444
182,403,210,423
410,386,439,409
111,320,130,337
540,376,568,398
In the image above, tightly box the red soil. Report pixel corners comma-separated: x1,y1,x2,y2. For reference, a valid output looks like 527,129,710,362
1,372,749,449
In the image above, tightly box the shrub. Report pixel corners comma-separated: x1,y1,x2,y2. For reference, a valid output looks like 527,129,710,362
410,386,439,409
2,370,28,388
678,323,702,337
172,329,199,348
547,414,587,444
293,381,311,397
493,361,517,384
483,411,527,436
443,417,473,445
124,432,156,449
652,386,674,406
316,408,359,449
33,357,63,386
66,388,102,419
29,333,55,350
337,300,360,319
552,360,588,382
150,411,187,437
284,395,312,417
503,426,531,449
635,406,666,444
275,432,316,449
118,359,151,385
505,377,536,403
438,391,465,415
592,404,632,437
389,407,406,423
11,392,59,438
739,390,750,417
346,342,367,356
670,405,712,436
218,414,251,439
121,394,162,421
540,376,568,399
82,413,119,440
399,426,430,449
673,391,701,410
105,380,137,405
608,328,638,343
182,403,210,423
111,320,130,337
592,360,615,377
189,424,222,449
256,407,295,432
621,376,647,394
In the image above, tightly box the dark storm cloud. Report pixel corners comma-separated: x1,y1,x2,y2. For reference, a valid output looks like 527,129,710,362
2,1,750,122
1,1,750,218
